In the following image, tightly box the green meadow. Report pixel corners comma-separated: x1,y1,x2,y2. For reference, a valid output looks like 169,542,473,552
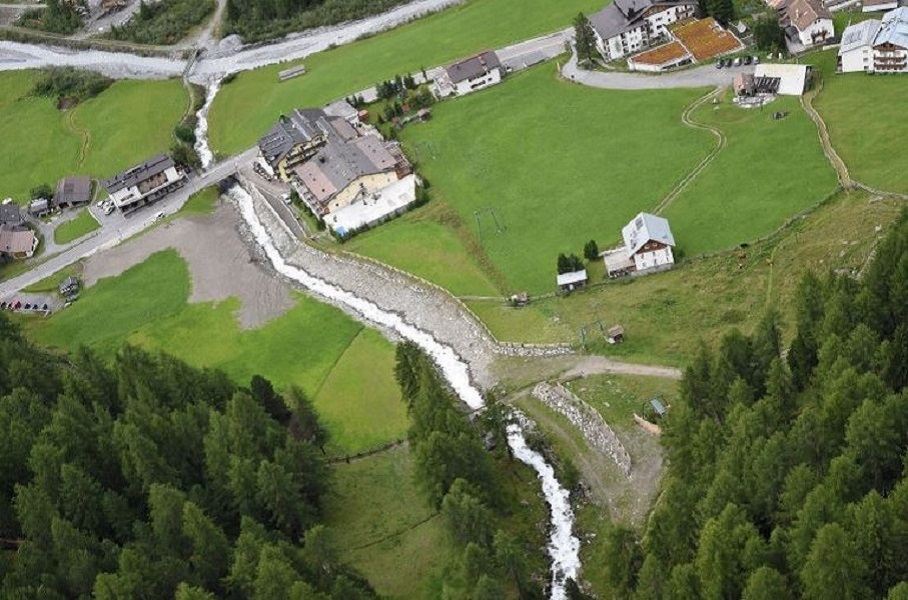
25,250,406,454
664,93,837,255
52,208,100,245
0,71,184,204
813,50,908,193
208,0,602,155
394,65,713,293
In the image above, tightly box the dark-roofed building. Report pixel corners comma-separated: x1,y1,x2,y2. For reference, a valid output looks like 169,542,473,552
293,136,402,215
101,154,186,211
433,51,502,97
53,176,92,209
0,203,23,228
258,109,331,180
589,0,697,61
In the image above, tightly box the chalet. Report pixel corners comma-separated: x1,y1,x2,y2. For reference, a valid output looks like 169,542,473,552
293,136,403,216
557,269,589,292
433,51,502,97
872,7,908,72
101,154,186,211
838,18,882,71
258,110,331,180
605,212,676,277
589,0,697,61
0,203,23,228
780,0,833,47
0,227,38,259
53,176,92,209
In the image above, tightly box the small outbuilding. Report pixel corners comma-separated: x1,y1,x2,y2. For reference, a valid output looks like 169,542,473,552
27,198,52,218
733,72,756,97
557,269,588,292
607,325,625,344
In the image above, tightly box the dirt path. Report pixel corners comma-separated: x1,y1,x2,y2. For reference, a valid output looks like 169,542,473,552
801,79,852,189
82,200,295,329
653,87,727,215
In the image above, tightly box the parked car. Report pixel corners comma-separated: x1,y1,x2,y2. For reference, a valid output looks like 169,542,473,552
753,55,760,64
103,204,114,215
154,211,165,221
716,60,723,69
744,55,753,65
733,57,742,66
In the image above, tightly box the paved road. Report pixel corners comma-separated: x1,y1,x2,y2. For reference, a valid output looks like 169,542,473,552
561,46,755,90
0,148,257,298
498,27,572,71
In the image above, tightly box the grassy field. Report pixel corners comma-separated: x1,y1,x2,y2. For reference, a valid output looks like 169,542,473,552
208,0,602,155
468,189,903,365
52,208,100,245
396,65,713,293
343,202,502,297
0,71,185,204
324,447,453,598
24,250,406,453
179,186,220,215
663,93,837,256
812,50,908,193
325,441,549,598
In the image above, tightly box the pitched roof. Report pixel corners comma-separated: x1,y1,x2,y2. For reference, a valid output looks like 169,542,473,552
0,228,36,254
257,109,329,164
444,51,501,84
839,18,882,53
54,176,92,207
102,154,175,194
557,269,588,286
784,0,832,32
622,213,675,255
590,0,695,39
0,203,22,224
295,138,390,205
876,6,908,48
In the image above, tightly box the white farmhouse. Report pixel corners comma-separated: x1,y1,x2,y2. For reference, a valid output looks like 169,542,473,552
838,18,881,72
605,213,676,277
872,7,908,72
588,0,697,61
433,51,502,98
838,7,908,73
781,0,834,47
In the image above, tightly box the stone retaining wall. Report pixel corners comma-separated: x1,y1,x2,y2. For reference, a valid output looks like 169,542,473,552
532,382,631,477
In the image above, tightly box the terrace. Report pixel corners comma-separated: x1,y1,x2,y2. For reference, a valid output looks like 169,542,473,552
671,17,744,61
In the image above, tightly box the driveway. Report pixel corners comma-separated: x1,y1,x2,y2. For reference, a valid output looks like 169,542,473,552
561,47,755,90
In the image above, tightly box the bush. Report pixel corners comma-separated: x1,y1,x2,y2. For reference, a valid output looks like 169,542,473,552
106,0,215,45
17,0,83,35
30,183,53,201
31,67,113,105
174,125,197,145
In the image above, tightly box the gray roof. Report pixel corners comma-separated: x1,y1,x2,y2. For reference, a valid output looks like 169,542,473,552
622,212,675,255
315,139,385,192
258,109,329,164
590,0,695,40
557,269,588,286
0,204,22,225
323,99,358,121
53,176,92,207
102,154,174,194
28,198,50,213
876,6,908,48
445,51,501,84
840,19,881,53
